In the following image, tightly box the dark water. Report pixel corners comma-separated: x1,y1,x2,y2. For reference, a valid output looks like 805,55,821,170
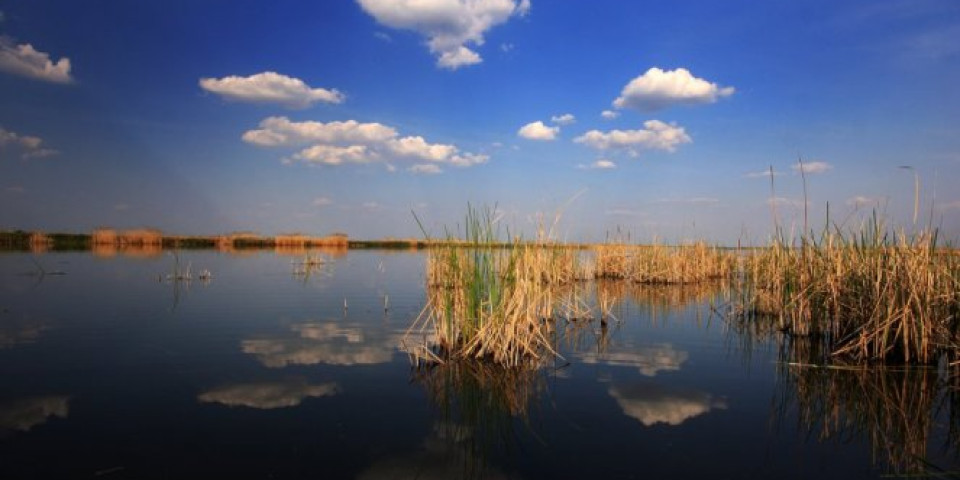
1,250,957,479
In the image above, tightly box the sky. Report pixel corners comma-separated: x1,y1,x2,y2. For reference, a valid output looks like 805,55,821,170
1,0,958,245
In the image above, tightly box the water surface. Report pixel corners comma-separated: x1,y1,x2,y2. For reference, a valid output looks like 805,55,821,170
1,250,956,479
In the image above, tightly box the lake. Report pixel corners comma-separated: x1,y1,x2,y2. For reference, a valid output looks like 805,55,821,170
1,250,957,479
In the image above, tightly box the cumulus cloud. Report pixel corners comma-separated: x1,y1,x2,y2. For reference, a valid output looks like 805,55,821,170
244,116,485,171
517,121,559,141
357,0,530,70
601,110,620,120
409,163,442,174
792,160,832,174
243,116,396,147
290,144,376,165
578,159,617,170
0,38,72,83
846,195,885,207
609,384,727,427
743,168,783,179
574,120,691,153
312,196,333,206
200,72,344,108
388,136,458,161
0,126,58,159
551,113,575,125
613,67,733,112
198,380,339,409
767,196,806,208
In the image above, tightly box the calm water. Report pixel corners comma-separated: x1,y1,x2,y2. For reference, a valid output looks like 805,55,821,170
1,250,957,479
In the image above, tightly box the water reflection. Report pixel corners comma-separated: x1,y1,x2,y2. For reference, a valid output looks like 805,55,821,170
608,383,727,426
357,421,516,480
576,342,689,377
408,361,544,478
0,315,48,349
0,395,70,434
198,378,339,409
242,321,400,367
774,361,959,475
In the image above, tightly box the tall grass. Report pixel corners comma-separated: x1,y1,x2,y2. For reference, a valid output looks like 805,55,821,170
734,215,960,364
594,242,736,284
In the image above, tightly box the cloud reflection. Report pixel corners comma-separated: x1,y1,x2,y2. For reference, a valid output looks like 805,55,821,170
198,379,339,409
242,322,399,368
0,315,49,349
0,395,69,432
577,343,688,377
609,384,726,426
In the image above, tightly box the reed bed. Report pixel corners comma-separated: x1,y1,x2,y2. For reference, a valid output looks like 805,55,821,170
734,222,960,365
594,242,736,284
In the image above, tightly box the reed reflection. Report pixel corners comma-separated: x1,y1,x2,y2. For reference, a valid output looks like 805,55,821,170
773,359,960,475
407,360,544,479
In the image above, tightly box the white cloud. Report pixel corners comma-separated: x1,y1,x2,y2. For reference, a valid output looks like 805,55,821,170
846,195,885,207
409,163,442,174
356,0,530,70
551,113,575,125
743,168,783,179
374,31,393,42
792,160,832,174
0,38,72,83
388,136,457,161
242,116,397,147
290,144,376,165
574,120,691,153
601,110,620,120
199,71,344,108
0,126,58,159
448,152,488,166
578,159,617,170
312,196,333,206
244,116,485,171
517,120,559,141
656,197,720,205
613,67,733,112
500,42,514,52
767,196,805,208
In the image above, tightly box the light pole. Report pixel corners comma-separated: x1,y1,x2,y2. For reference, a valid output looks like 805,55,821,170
898,165,919,227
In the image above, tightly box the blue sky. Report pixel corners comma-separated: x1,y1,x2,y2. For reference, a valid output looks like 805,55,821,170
1,0,958,244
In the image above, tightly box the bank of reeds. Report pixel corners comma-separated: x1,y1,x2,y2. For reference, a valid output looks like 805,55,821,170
594,242,736,284
733,218,960,365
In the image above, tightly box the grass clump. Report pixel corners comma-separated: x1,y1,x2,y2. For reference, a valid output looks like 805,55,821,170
407,205,591,368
